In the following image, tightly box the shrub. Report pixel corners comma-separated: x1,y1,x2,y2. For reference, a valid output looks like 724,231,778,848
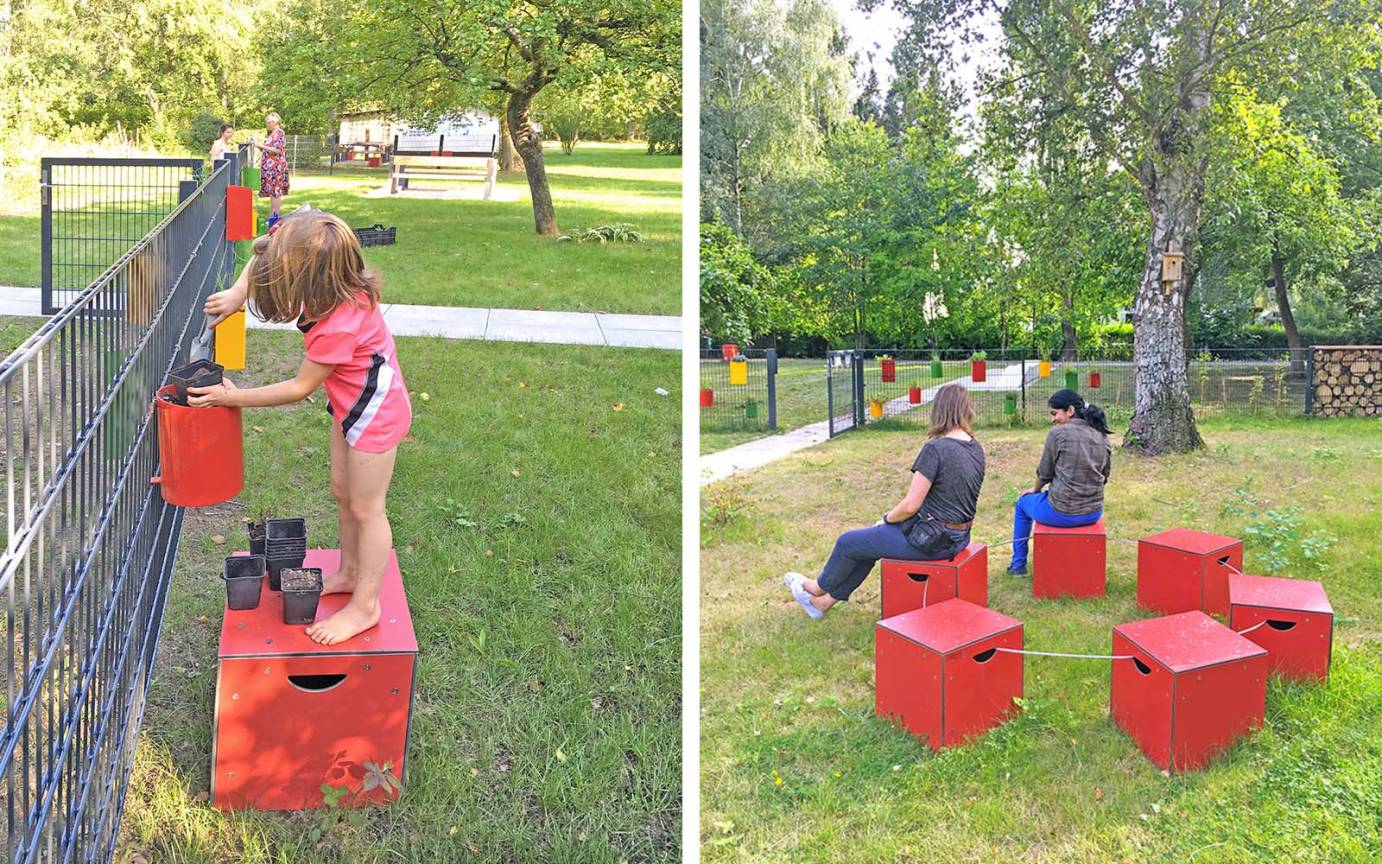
186,112,226,152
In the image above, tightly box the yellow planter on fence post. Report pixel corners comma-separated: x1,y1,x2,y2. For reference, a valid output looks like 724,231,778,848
728,357,748,386
216,308,247,370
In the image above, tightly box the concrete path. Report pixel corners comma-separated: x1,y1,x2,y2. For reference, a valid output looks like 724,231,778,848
700,362,1036,485
0,286,680,350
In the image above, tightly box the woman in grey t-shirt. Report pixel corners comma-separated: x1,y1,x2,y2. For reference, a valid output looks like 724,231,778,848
785,384,986,619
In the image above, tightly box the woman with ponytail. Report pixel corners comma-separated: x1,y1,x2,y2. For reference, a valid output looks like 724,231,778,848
1006,388,1112,575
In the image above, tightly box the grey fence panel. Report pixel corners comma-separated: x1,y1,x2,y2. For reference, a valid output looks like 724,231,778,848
40,158,206,315
826,350,856,437
700,348,777,433
1,146,243,863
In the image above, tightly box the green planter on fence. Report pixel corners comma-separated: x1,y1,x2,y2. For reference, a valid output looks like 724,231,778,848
1004,392,1017,415
1065,369,1079,389
745,399,758,419
930,360,943,378
241,166,260,189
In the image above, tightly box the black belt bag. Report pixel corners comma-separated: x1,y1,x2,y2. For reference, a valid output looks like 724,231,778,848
905,517,969,558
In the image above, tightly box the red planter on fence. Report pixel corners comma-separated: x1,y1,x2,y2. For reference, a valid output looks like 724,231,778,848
151,385,243,507
226,186,254,241
970,360,986,383
880,358,896,382
908,386,922,404
699,388,714,408
721,343,739,362
1089,371,1102,388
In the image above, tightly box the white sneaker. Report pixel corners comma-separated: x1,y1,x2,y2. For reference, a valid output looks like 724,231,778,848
784,572,823,619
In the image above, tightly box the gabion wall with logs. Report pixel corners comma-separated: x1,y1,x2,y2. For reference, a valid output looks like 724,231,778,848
1311,346,1382,416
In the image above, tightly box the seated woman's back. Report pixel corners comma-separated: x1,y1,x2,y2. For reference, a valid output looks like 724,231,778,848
1038,418,1111,515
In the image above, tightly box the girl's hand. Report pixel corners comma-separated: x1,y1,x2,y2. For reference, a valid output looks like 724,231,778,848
204,286,246,326
188,378,238,408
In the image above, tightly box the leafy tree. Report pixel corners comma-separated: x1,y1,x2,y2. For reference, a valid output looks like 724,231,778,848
852,65,884,124
700,221,777,344
879,0,1382,453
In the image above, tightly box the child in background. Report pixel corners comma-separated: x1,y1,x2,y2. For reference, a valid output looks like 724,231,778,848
190,210,412,645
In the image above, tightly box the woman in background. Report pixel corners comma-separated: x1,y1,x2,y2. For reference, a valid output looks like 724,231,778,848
257,112,289,229
209,123,234,162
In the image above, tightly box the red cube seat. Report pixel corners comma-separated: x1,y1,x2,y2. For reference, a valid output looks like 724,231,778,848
880,543,988,616
875,599,1022,751
1111,611,1267,771
1228,573,1333,682
1137,528,1243,615
213,548,416,809
1032,518,1106,599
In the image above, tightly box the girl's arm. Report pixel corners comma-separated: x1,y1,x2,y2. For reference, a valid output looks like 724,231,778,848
186,357,333,408
204,252,255,326
1033,432,1057,493
883,471,933,525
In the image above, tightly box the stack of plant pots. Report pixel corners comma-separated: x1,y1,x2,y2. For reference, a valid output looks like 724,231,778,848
265,518,307,591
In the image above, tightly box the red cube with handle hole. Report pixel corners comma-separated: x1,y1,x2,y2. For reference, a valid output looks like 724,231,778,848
213,548,416,810
880,543,988,617
1032,518,1106,599
1228,573,1333,682
875,599,1022,751
1111,611,1267,771
1137,529,1243,616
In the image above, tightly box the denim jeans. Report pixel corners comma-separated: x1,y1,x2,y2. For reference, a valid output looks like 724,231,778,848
817,519,970,601
1009,490,1102,570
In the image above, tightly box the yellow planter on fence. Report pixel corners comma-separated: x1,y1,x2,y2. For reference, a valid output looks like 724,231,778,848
1038,359,1052,378
216,308,247,370
869,399,884,419
728,357,748,386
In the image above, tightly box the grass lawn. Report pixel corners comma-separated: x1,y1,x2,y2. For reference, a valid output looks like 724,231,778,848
117,329,682,862
0,142,680,315
700,358,968,455
700,415,1382,862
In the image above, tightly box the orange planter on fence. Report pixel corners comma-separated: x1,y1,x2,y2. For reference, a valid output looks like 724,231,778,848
152,384,244,507
226,186,254,241
700,388,714,408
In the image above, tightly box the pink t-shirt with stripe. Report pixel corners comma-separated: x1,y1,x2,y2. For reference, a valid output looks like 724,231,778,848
301,294,411,452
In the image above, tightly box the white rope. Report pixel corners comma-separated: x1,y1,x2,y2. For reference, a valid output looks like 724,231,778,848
992,647,1137,661
1223,561,1246,577
1235,620,1267,635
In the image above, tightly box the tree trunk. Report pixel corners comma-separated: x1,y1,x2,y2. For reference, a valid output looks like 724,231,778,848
1059,284,1077,360
498,116,522,172
506,90,558,236
1271,242,1303,369
1127,157,1206,454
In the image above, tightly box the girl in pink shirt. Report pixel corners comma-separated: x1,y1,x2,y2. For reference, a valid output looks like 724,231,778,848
191,211,412,646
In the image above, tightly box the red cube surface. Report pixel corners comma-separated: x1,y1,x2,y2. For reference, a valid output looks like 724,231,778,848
1137,529,1243,615
1111,611,1267,771
876,599,1023,751
225,185,254,241
213,548,417,810
1228,573,1333,681
880,543,988,617
1032,518,1106,599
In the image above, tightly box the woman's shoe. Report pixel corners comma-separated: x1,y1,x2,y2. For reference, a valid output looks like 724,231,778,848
1005,564,1028,577
784,572,823,620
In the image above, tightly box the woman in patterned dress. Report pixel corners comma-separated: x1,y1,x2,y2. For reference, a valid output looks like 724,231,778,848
256,112,289,228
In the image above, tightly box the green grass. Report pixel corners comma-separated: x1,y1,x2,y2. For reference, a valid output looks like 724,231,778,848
700,415,1382,862
700,358,968,454
118,329,681,862
0,142,681,315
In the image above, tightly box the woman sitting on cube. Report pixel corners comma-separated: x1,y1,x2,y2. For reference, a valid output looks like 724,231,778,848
1005,388,1112,575
785,383,986,619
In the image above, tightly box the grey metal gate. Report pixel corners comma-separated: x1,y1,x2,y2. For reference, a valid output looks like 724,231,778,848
826,350,862,437
40,158,206,315
2,147,244,862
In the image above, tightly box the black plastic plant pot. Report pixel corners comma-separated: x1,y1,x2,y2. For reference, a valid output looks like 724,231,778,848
248,521,267,557
265,518,307,555
223,555,266,611
280,568,323,625
167,359,224,405
267,554,306,592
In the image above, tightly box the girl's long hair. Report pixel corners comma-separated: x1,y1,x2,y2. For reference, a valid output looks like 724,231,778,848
928,383,976,438
245,211,381,323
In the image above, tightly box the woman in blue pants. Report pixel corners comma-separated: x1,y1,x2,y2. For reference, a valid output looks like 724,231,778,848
1006,388,1112,575
785,384,986,619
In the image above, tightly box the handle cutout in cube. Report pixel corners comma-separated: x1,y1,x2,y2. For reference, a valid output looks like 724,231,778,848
972,648,997,664
1132,657,1152,675
907,572,930,583
288,673,347,692
1266,620,1297,632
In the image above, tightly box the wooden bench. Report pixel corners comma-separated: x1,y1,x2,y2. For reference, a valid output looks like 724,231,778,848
389,153,497,198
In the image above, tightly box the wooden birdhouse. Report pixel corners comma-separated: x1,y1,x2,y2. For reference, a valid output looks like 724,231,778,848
1161,250,1183,284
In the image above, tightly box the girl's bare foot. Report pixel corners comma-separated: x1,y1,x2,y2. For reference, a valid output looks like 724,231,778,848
320,565,358,594
305,597,380,645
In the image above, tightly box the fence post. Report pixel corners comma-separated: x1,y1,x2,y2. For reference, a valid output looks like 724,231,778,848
827,354,835,437
1304,346,1314,415
766,349,778,429
40,158,53,314
1020,346,1027,419
852,350,866,428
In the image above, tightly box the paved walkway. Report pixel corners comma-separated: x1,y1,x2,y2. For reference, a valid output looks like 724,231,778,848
700,361,1035,485
0,286,680,350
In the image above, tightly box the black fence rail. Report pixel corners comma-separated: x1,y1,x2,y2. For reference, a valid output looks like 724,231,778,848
700,348,777,432
40,158,207,315
1,146,243,862
826,348,1310,438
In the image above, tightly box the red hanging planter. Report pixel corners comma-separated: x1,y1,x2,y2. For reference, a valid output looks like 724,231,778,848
1090,371,1102,388
226,185,254,241
721,343,739,362
880,357,896,383
700,388,714,408
971,360,987,383
908,386,922,404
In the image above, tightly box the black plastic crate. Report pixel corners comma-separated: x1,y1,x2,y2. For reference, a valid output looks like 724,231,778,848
353,224,396,247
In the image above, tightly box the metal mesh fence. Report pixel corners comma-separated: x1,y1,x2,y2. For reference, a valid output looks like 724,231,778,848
826,348,1309,437
1,146,243,862
699,348,777,432
40,158,206,315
